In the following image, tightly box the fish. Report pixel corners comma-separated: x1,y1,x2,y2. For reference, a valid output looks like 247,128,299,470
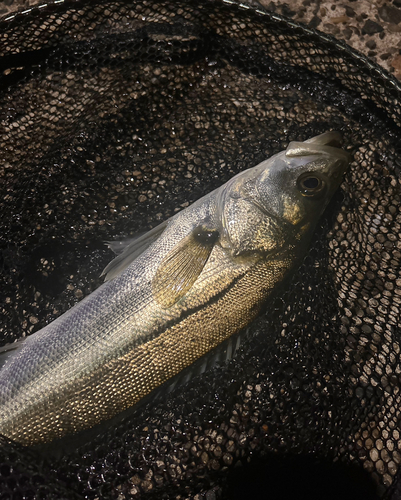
0,131,351,446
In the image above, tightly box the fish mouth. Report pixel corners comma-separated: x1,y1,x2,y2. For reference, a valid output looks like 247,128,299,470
304,131,343,148
285,131,352,171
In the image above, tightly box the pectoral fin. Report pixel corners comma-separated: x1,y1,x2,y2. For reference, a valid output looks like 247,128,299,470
102,221,168,281
152,226,219,308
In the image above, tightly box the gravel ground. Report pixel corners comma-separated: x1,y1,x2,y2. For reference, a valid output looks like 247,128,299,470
259,0,401,79
1,0,401,79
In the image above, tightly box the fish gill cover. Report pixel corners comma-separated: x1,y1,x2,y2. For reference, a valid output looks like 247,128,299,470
0,0,400,499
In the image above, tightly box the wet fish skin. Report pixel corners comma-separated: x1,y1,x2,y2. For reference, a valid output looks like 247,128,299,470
0,132,350,445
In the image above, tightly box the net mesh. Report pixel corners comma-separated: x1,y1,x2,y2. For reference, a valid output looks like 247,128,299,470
1,0,401,498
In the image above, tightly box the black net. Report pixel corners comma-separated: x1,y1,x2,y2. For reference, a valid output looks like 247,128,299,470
1,0,401,498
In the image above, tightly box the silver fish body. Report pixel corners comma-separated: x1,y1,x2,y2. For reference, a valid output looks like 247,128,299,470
0,132,350,445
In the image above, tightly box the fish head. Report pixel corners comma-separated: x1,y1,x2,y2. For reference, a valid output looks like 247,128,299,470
218,132,351,257
256,131,351,227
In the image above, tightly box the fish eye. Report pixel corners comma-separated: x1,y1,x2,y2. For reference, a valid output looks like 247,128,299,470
297,172,326,197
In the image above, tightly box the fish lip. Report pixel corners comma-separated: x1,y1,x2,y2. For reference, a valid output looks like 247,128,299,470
304,131,343,148
285,132,352,185
285,137,352,167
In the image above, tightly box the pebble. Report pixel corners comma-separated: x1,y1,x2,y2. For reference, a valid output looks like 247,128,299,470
365,39,377,50
389,23,401,33
391,55,401,73
342,27,352,40
378,5,401,25
344,6,355,17
331,16,350,24
362,20,384,35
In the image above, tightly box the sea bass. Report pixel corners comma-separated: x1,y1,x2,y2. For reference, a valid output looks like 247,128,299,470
0,132,350,446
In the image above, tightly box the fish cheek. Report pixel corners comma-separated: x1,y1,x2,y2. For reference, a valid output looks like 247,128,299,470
152,226,219,308
282,195,306,226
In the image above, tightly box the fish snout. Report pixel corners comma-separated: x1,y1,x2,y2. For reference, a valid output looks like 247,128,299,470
285,131,352,178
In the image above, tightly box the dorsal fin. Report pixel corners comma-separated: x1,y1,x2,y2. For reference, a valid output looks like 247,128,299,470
101,220,168,281
0,337,27,370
